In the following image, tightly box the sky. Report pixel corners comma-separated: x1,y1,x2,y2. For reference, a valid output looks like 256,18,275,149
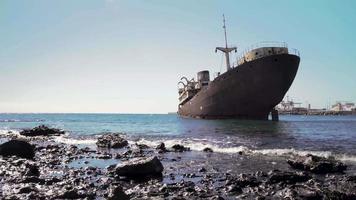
0,0,356,113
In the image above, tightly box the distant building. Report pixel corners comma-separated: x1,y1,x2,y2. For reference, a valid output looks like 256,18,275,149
331,102,355,111
276,98,302,112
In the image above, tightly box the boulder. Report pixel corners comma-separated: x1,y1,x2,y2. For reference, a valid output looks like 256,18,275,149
96,133,128,149
287,154,347,174
115,156,163,177
0,140,35,159
20,125,65,137
171,144,190,152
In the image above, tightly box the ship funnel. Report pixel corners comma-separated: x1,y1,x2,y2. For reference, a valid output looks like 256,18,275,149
197,70,210,86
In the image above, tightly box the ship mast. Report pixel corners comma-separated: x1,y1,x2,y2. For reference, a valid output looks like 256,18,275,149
215,14,237,71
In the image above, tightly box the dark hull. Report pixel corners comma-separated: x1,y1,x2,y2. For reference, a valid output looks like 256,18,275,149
178,54,300,120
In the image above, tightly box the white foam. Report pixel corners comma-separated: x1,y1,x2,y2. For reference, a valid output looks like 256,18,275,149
133,138,356,163
134,138,248,153
53,135,97,145
0,129,24,138
251,148,333,158
337,154,356,162
2,130,356,163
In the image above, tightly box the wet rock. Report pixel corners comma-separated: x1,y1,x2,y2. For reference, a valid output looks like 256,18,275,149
210,196,225,200
287,154,347,174
25,163,40,176
0,140,35,159
156,142,166,152
268,170,311,184
56,189,94,199
115,156,163,177
21,176,45,184
280,185,323,199
20,125,65,137
107,186,130,200
171,144,190,152
18,185,38,194
226,184,242,194
226,173,260,188
203,147,213,153
96,133,128,149
323,189,356,200
199,167,207,173
136,143,149,149
97,154,112,159
346,175,356,183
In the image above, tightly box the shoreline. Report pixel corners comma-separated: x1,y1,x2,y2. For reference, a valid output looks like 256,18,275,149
0,126,356,199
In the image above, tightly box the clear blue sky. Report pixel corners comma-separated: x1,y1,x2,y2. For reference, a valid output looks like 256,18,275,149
1,0,355,113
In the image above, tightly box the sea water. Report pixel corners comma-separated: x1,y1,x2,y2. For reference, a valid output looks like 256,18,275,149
1,113,356,162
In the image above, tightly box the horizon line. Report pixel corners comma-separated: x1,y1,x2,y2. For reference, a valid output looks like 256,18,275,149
0,112,177,115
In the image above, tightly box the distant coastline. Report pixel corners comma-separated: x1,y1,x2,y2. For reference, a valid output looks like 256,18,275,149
279,110,356,116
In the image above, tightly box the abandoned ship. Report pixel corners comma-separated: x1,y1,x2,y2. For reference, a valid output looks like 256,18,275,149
177,16,300,120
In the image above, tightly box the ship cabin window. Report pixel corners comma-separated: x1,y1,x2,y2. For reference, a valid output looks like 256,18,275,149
255,52,259,55
202,83,208,86
268,50,271,54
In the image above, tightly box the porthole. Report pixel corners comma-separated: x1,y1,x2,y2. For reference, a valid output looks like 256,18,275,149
274,58,278,62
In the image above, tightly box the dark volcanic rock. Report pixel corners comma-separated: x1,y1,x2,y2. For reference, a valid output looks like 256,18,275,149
281,185,323,200
115,156,163,177
203,147,214,153
25,163,40,176
287,154,347,174
156,142,166,151
268,170,311,184
226,173,260,188
56,189,90,199
171,144,190,152
18,185,38,194
107,186,130,200
20,125,65,137
0,140,35,159
96,133,128,149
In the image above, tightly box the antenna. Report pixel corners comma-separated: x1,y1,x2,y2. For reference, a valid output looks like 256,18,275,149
223,14,228,48
215,14,237,71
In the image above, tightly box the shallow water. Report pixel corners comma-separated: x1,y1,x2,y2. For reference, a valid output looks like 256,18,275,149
1,113,356,162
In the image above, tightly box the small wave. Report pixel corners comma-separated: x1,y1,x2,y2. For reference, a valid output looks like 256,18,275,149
251,148,333,158
2,131,356,163
53,135,97,145
134,138,356,163
0,129,23,137
134,138,249,153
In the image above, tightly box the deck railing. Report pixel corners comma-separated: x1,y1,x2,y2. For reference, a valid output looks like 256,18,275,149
235,41,300,66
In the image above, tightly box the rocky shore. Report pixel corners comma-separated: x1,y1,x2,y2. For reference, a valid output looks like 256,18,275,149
0,125,355,199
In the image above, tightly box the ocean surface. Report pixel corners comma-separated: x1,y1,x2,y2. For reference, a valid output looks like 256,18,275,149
1,113,356,163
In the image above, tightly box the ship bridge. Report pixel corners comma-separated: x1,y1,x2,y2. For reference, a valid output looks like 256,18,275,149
236,42,300,66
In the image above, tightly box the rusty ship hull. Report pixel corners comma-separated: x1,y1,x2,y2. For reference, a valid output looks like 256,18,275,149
178,53,300,120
